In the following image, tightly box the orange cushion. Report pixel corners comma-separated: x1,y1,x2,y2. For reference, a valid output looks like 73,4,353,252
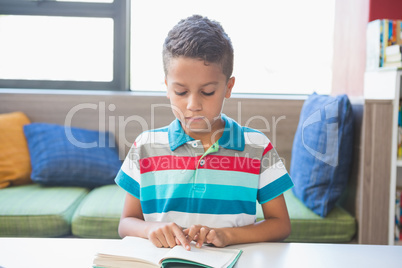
0,112,32,188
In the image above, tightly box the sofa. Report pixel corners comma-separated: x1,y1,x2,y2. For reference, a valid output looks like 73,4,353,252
0,90,362,243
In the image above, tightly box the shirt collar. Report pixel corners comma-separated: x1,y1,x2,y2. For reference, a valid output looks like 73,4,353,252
168,114,245,151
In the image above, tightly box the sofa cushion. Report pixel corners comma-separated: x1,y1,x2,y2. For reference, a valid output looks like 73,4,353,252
72,184,125,238
23,123,122,188
290,93,354,217
76,186,356,242
0,184,89,237
0,112,32,188
256,190,356,242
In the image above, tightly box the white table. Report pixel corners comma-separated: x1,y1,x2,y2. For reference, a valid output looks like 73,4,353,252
0,237,401,268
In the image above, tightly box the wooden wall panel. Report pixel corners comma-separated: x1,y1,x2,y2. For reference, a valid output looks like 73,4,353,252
0,92,173,160
359,100,393,244
0,91,304,170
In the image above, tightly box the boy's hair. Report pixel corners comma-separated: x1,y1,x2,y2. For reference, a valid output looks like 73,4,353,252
163,15,234,80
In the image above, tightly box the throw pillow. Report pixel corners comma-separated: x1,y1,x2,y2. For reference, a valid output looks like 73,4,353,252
23,123,122,188
290,93,354,217
0,112,32,188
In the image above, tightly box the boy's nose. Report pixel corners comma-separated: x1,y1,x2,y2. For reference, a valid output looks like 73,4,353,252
187,95,202,111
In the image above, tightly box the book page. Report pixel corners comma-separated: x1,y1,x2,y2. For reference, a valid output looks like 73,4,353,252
95,236,170,267
161,243,241,268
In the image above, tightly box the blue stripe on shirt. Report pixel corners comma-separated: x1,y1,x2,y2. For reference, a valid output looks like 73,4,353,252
141,183,257,203
115,169,140,199
141,198,256,215
257,173,294,204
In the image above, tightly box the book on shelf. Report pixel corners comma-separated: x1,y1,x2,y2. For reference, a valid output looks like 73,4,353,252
398,103,402,159
93,236,242,268
398,126,402,159
384,61,402,68
386,44,402,56
396,189,402,242
386,53,401,62
366,19,402,70
385,44,402,67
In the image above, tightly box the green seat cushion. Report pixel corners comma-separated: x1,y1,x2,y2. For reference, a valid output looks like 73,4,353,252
73,186,356,242
72,184,125,238
0,184,89,237
257,190,356,243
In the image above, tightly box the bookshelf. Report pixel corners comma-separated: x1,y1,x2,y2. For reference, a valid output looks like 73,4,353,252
364,67,402,245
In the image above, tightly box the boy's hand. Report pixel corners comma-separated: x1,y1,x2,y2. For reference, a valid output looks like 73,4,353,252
147,222,191,250
184,225,228,248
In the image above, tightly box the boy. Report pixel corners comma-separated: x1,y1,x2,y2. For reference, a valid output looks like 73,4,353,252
115,15,294,251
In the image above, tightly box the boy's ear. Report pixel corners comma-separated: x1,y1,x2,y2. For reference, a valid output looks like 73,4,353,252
225,77,235,99
165,78,170,99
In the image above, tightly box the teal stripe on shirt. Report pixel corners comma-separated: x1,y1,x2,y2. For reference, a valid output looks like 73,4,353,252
142,198,256,215
115,170,140,199
257,173,294,204
141,183,257,202
140,169,259,188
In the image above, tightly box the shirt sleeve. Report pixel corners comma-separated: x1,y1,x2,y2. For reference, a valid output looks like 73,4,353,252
114,141,141,199
257,142,294,204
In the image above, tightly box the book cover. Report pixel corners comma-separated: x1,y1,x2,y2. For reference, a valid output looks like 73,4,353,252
399,103,402,127
389,20,402,46
93,236,242,268
396,189,402,241
381,19,389,66
398,104,402,159
400,189,402,241
397,21,402,45
396,189,400,241
388,20,395,46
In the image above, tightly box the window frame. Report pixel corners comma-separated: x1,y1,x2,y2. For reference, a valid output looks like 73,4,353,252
0,0,130,91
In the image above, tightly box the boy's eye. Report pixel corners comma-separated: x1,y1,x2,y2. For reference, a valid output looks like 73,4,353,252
175,91,187,96
202,91,215,96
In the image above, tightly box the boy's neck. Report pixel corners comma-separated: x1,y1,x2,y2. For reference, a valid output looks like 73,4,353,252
185,118,225,151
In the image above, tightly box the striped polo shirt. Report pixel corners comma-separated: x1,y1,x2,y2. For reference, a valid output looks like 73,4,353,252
115,114,293,228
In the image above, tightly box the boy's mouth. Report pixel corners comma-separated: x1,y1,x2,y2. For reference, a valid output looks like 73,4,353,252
185,116,205,122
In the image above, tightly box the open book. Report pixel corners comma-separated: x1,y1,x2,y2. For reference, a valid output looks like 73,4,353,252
93,236,242,268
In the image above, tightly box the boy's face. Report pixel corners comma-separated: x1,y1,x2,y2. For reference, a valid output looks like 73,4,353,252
165,57,235,137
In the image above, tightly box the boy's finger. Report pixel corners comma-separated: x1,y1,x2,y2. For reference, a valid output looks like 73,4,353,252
186,225,201,242
155,235,169,248
154,230,170,248
206,229,217,244
196,227,209,248
165,231,177,248
149,235,163,248
173,227,191,251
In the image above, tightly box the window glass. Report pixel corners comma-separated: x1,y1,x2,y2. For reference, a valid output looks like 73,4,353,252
0,15,113,82
130,0,335,95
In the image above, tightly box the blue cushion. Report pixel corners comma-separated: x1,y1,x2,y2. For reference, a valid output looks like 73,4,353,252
23,123,122,188
290,93,354,217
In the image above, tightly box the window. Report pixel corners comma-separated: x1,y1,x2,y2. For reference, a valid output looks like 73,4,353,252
0,0,129,90
131,0,335,95
0,0,335,95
